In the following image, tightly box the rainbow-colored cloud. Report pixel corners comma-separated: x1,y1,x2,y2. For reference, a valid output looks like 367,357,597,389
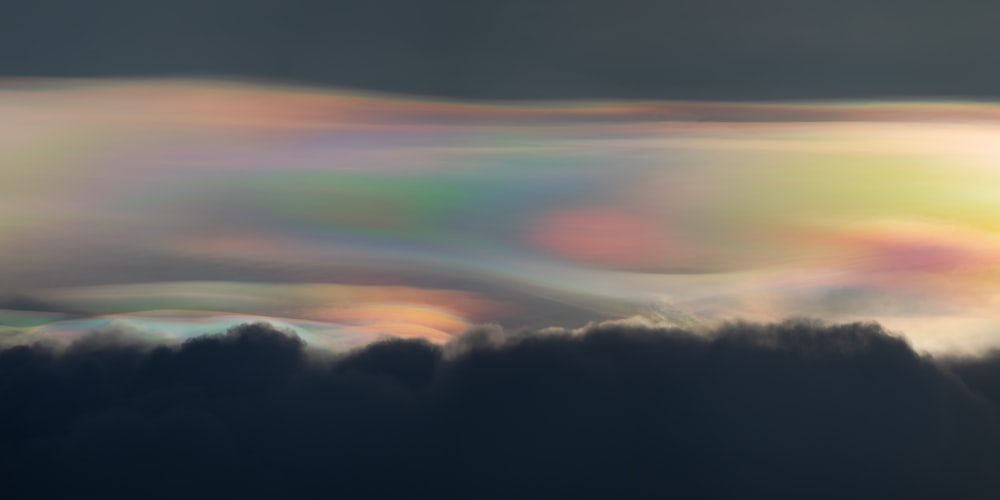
4,79,1000,353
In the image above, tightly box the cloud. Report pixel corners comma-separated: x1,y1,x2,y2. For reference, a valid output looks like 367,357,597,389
5,84,1000,355
2,319,1000,499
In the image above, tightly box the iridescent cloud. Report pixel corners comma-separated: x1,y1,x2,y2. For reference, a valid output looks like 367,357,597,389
3,79,1000,353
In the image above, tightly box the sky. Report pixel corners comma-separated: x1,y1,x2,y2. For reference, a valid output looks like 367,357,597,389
5,2,1000,498
1,0,1000,100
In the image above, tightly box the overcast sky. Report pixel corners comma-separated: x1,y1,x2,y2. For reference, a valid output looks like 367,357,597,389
1,0,998,99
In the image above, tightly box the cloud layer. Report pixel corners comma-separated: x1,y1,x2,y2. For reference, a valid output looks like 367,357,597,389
3,320,1000,499
5,81,1000,353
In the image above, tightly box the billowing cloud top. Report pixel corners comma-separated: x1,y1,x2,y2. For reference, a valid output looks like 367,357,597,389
3,321,1000,499
4,79,1000,353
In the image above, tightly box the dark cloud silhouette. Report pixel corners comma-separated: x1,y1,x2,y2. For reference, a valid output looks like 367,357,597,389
3,320,1000,499
0,0,998,99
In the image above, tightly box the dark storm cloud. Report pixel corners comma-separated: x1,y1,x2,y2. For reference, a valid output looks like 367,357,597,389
0,0,997,99
3,320,1000,499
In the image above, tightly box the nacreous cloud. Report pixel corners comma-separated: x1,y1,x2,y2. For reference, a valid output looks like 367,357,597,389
5,81,1000,353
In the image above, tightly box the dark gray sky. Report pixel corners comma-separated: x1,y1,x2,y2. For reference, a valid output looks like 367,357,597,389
1,0,997,99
